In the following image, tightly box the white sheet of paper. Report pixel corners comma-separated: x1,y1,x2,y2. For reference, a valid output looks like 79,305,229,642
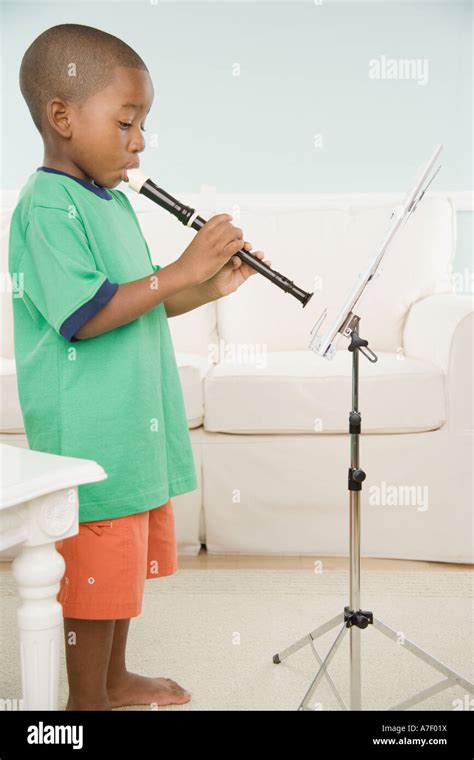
309,144,443,359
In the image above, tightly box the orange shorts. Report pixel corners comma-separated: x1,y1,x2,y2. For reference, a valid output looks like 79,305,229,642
54,499,178,620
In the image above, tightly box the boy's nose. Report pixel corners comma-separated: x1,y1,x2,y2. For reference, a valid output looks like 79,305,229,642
129,133,146,153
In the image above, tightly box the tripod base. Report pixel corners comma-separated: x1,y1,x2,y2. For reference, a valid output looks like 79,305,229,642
273,612,474,711
291,320,473,711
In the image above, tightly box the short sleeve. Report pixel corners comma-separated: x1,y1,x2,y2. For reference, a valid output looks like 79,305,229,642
153,264,161,272
21,206,118,342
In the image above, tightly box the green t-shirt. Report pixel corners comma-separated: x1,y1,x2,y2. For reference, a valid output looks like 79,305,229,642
8,167,198,522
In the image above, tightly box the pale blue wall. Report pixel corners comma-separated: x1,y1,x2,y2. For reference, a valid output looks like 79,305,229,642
1,0,472,273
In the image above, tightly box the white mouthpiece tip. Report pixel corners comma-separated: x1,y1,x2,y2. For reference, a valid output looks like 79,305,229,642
126,168,149,193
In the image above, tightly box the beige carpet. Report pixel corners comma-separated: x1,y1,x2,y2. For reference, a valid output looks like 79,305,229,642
0,568,472,711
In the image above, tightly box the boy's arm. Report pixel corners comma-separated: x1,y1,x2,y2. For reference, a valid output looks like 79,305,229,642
73,261,195,340
163,281,219,318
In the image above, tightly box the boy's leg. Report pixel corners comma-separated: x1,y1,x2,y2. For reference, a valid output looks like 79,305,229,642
105,619,192,707
60,504,190,709
63,617,116,711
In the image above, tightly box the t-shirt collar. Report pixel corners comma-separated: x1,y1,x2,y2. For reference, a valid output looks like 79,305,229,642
36,166,113,200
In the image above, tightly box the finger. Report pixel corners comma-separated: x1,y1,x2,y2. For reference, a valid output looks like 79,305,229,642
219,230,244,254
206,213,233,230
247,259,271,275
226,225,243,241
224,238,245,256
251,250,270,266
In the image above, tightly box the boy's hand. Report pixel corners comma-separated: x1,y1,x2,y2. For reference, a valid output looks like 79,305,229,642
176,214,252,286
203,242,272,300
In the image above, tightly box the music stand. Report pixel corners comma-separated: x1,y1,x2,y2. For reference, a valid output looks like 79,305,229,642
272,145,474,710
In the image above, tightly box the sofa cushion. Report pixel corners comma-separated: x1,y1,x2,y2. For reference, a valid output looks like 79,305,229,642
216,196,455,355
0,358,23,433
175,352,214,429
203,350,446,434
1,191,19,359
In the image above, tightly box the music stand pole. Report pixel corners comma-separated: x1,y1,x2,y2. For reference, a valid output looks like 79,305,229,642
349,323,362,711
272,320,474,711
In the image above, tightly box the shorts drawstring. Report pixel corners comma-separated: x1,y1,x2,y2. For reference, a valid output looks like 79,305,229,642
82,522,113,536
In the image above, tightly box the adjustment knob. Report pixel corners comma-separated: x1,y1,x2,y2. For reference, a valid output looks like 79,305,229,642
352,468,366,483
354,612,370,629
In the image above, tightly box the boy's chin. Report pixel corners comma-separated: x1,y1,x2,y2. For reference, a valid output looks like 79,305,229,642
108,178,124,189
95,171,127,190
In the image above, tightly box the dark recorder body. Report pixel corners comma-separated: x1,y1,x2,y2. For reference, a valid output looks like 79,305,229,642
126,169,313,307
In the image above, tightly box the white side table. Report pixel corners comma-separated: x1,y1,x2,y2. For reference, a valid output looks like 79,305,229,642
0,443,107,710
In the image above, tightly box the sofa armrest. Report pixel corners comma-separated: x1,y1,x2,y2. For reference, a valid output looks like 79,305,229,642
403,294,473,431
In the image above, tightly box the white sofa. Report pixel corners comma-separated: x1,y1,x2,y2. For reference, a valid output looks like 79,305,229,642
1,187,472,563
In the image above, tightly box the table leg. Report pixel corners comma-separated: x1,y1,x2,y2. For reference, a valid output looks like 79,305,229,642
11,542,65,710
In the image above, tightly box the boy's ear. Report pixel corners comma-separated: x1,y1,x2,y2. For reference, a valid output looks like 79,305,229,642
45,98,73,138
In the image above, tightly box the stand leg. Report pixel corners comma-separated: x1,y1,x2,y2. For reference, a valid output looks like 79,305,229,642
308,631,349,710
273,613,342,663
371,616,474,710
273,614,347,707
298,624,349,711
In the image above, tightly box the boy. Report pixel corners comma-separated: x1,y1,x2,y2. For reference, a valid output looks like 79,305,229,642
9,23,271,711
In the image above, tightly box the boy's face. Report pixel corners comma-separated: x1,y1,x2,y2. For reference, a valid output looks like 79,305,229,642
57,66,154,189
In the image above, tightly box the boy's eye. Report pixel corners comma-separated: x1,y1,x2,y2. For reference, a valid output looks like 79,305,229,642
118,122,146,132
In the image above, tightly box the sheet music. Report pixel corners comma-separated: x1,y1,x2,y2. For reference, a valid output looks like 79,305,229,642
309,144,443,359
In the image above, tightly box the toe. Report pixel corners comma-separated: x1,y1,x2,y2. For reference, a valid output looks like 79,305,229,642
165,678,191,697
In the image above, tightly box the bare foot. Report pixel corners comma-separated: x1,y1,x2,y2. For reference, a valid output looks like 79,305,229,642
65,697,112,711
107,671,192,708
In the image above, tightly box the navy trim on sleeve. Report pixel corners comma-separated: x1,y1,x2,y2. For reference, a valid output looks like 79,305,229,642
60,279,119,342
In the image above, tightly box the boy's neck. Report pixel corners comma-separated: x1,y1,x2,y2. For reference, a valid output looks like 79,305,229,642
41,154,93,184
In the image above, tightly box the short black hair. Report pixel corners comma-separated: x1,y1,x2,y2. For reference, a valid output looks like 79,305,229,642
20,23,149,134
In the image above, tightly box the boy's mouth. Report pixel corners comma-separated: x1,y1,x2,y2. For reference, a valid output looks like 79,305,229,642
122,162,140,183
